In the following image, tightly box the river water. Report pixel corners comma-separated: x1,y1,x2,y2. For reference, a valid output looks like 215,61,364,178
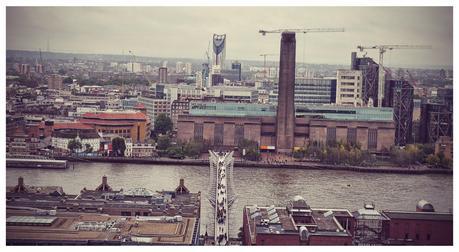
6,162,453,238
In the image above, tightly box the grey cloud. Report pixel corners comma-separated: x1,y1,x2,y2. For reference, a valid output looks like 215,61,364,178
6,6,453,67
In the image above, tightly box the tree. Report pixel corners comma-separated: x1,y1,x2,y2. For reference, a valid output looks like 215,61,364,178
84,143,94,153
167,145,185,159
156,135,171,150
154,114,173,136
238,139,260,161
112,137,126,157
67,139,82,153
184,140,205,158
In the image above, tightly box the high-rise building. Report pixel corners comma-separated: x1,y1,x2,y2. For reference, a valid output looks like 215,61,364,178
231,61,242,81
34,64,44,74
419,101,452,143
384,80,414,146
126,62,142,73
351,52,380,107
159,67,168,84
47,74,63,90
276,32,296,153
19,64,31,77
336,69,363,106
176,61,184,74
213,34,226,70
185,62,192,75
195,71,203,89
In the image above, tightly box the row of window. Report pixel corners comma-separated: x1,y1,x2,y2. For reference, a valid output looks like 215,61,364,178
326,127,378,150
98,129,131,134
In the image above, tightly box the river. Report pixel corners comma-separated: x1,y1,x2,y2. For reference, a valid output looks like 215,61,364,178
6,162,453,238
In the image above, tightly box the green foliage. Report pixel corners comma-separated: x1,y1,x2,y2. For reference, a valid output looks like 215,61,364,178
238,139,260,161
167,145,185,159
84,143,94,153
426,152,453,169
183,139,205,158
156,135,171,150
111,137,126,157
154,114,173,136
67,139,82,153
306,141,374,166
63,77,73,84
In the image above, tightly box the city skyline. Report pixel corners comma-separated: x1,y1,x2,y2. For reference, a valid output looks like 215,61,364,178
6,7,453,68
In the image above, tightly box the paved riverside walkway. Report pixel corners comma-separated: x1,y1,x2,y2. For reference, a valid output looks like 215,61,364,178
57,156,452,175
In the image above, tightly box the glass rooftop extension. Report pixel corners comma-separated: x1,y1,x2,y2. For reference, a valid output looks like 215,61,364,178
189,102,394,122
190,102,276,117
296,105,394,122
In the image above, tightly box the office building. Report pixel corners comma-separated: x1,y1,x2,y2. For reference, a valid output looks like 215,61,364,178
47,74,63,90
164,84,203,102
185,62,192,75
351,52,380,107
269,78,337,105
231,61,242,81
176,61,184,73
171,100,190,130
195,71,203,89
159,67,168,84
126,62,142,73
336,69,363,106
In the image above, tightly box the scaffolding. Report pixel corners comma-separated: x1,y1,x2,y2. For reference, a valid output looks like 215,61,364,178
390,80,414,146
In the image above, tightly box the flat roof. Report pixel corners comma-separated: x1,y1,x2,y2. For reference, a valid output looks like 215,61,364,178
6,210,196,245
382,210,453,221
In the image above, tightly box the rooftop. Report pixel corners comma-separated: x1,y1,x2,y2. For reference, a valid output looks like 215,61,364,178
245,203,352,238
381,210,453,221
82,111,147,121
6,210,196,245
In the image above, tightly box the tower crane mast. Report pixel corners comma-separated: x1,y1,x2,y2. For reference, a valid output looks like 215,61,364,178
357,44,431,106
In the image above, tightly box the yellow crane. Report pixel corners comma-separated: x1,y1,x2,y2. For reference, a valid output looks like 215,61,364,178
357,45,432,106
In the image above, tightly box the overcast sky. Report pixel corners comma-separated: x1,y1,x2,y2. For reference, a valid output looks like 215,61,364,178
6,7,453,67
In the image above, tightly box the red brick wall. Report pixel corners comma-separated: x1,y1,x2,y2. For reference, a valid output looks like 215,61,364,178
387,219,453,245
309,235,352,245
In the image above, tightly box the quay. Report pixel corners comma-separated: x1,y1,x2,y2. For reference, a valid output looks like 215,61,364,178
6,158,68,169
54,156,452,175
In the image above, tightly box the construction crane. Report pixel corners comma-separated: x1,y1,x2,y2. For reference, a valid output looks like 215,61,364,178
357,45,431,106
259,28,345,35
259,28,345,79
129,50,154,87
259,53,278,79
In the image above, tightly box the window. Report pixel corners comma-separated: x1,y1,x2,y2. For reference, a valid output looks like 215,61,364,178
326,127,336,145
121,211,131,216
214,124,224,146
368,129,378,150
235,124,244,146
347,128,357,145
194,123,203,141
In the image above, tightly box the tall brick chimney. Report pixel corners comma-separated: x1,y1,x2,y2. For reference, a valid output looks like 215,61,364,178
276,32,296,153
